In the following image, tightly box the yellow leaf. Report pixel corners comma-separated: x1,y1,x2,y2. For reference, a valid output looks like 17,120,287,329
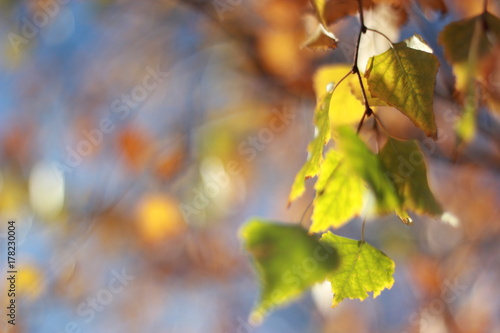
313,65,365,126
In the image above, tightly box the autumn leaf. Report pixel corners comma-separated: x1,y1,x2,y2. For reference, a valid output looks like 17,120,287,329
438,12,500,65
438,11,500,141
379,138,443,218
310,150,364,232
313,65,366,125
335,126,402,214
321,233,395,307
240,219,339,323
289,93,332,202
365,34,439,138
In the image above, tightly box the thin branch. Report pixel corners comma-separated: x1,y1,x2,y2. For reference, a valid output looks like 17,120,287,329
372,112,390,135
356,106,368,134
330,70,354,96
355,71,373,111
484,0,488,13
352,0,373,134
299,198,315,227
366,27,394,47
361,215,367,242
357,0,366,31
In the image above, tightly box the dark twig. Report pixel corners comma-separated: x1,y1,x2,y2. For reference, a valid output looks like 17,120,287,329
353,0,373,134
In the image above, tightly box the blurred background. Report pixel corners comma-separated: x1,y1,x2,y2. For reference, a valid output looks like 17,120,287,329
0,0,500,332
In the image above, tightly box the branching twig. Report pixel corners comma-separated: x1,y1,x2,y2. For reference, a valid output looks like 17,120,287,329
353,0,373,134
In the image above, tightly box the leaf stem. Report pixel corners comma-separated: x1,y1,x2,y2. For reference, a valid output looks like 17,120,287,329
299,198,314,227
353,0,372,134
366,28,394,47
361,215,367,242
356,108,368,134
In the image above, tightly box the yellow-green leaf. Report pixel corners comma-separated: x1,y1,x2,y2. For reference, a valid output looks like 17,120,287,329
240,219,339,323
365,34,439,138
313,65,366,126
310,150,364,232
335,126,402,213
321,233,395,307
289,93,333,202
379,138,443,217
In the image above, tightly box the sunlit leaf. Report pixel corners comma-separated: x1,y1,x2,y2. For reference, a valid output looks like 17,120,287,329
313,65,365,126
310,150,364,232
321,233,395,307
379,138,443,217
289,93,332,202
335,126,401,213
240,219,339,323
365,34,439,138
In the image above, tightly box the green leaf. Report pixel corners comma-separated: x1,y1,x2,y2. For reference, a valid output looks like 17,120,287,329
438,11,500,65
365,34,439,138
335,126,402,213
240,219,339,323
379,138,443,217
289,93,332,202
320,233,395,307
310,150,364,232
